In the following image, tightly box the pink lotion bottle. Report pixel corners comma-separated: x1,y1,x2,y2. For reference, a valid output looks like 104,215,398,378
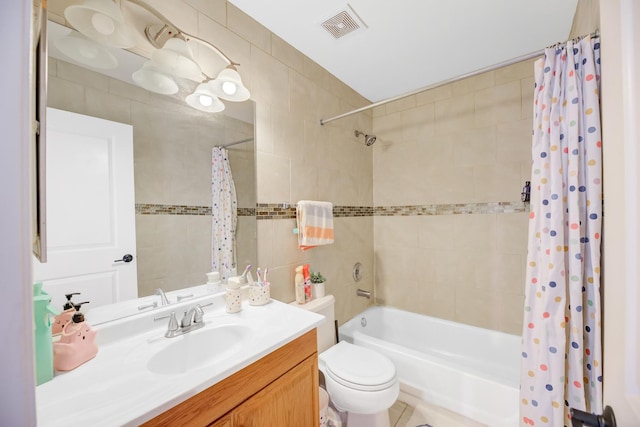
52,293,80,335
53,302,98,371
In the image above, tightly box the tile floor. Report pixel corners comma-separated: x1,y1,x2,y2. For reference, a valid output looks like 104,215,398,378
389,400,415,426
389,400,488,427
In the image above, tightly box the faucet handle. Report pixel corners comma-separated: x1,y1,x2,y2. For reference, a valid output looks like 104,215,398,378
154,311,179,337
193,305,205,323
180,310,191,328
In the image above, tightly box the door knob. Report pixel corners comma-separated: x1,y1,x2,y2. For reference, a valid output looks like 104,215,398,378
114,254,134,263
570,406,616,427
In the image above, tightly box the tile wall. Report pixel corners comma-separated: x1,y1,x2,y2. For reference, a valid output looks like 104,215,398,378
372,60,535,334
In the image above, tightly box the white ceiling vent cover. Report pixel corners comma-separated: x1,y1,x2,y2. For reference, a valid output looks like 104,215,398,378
321,4,367,40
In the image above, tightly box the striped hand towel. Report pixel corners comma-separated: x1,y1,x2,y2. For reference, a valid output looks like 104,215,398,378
296,201,334,251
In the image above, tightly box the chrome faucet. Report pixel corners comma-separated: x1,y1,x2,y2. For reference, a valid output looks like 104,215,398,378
180,304,205,328
154,303,209,338
155,288,170,306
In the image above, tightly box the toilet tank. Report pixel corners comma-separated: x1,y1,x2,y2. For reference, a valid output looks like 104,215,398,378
290,295,336,353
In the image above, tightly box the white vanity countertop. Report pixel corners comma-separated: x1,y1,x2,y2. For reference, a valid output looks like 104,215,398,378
36,296,324,426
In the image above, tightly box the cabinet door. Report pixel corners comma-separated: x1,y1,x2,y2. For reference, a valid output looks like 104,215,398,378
208,414,232,427
233,356,318,427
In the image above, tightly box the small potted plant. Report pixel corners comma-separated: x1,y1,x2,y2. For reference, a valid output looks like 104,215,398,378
310,271,326,299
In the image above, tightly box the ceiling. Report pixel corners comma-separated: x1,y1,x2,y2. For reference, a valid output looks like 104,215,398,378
228,0,579,102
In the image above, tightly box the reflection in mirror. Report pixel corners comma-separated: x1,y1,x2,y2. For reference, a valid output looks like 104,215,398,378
35,20,256,323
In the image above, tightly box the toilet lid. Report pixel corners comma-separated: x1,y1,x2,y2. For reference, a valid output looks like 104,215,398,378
322,342,397,391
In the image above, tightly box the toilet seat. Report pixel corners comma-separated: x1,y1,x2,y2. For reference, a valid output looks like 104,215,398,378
321,341,397,391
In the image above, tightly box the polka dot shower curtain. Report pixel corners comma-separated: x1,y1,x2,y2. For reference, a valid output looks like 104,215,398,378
520,35,602,427
211,147,237,281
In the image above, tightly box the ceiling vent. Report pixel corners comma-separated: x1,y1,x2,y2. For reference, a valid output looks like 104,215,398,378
321,4,367,40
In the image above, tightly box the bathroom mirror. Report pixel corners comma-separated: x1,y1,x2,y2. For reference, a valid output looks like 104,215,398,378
37,17,257,323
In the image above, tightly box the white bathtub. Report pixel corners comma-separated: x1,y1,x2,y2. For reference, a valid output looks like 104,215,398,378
339,306,520,427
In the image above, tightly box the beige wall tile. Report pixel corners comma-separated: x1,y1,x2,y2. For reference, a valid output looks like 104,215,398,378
417,215,456,250
454,214,497,251
56,61,108,91
227,4,271,53
435,93,475,134
495,59,536,85
452,126,497,167
454,288,500,330
452,71,494,95
473,251,524,296
521,76,535,119
496,213,529,253
498,293,525,335
373,111,402,144
289,70,318,122
85,87,132,125
250,45,290,111
144,0,198,34
418,282,456,321
272,34,305,74
373,140,425,206
473,161,522,202
256,153,290,203
401,104,435,142
373,216,421,248
47,76,85,113
474,80,522,126
416,84,452,105
497,118,532,163
185,0,226,25
435,249,476,287
385,95,417,114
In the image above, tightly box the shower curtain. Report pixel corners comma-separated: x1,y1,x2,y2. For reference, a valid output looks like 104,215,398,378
211,147,237,281
520,35,602,427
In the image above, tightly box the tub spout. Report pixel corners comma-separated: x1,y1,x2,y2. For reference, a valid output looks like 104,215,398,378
356,288,371,299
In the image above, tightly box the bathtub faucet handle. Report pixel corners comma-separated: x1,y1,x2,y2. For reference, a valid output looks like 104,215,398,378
356,288,371,299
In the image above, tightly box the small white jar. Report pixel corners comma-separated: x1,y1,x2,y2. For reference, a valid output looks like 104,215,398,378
225,277,242,313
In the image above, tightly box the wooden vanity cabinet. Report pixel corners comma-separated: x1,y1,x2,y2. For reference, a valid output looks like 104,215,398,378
143,329,319,427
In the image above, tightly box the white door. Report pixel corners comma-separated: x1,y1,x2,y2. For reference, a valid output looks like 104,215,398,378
33,108,138,311
601,0,640,426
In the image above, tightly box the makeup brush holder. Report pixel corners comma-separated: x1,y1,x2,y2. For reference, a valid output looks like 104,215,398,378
249,282,270,306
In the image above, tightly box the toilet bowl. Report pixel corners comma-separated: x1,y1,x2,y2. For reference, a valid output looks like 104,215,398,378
291,295,399,427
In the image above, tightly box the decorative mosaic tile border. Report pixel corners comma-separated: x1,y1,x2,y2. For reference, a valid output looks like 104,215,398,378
136,204,255,216
374,201,528,216
137,202,526,218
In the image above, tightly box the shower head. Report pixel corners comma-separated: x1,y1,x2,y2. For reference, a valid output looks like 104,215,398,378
354,130,377,146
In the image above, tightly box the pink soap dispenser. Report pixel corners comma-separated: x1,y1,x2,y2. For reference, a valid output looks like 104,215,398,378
52,293,80,335
53,302,98,371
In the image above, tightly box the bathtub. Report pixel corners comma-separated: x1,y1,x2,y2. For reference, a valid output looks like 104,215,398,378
339,306,520,427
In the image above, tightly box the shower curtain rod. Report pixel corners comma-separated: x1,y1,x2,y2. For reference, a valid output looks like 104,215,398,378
219,137,254,148
319,30,599,126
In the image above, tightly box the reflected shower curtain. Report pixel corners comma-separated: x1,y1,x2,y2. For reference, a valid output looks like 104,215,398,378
520,36,602,427
211,147,237,281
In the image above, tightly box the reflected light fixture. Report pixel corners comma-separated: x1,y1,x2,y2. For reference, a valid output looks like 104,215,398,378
54,31,118,70
185,83,225,113
128,0,250,113
64,0,134,48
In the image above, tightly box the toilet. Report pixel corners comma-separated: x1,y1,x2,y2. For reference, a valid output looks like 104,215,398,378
292,295,399,427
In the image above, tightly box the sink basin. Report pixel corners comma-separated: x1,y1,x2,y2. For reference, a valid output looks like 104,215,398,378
147,324,251,375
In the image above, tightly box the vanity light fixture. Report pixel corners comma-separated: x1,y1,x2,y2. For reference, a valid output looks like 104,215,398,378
129,0,251,111
64,0,135,48
62,0,250,113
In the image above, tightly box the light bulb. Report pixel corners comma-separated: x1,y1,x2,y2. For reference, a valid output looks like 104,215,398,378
222,81,237,96
199,95,213,107
91,13,115,36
